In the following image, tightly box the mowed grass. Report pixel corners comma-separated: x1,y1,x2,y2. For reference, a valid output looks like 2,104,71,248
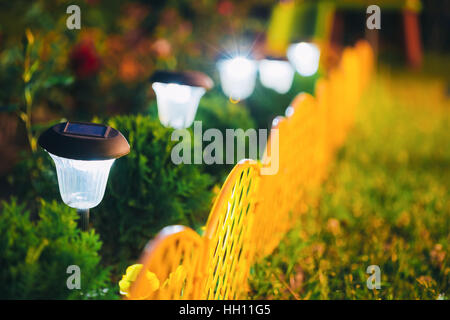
249,69,450,300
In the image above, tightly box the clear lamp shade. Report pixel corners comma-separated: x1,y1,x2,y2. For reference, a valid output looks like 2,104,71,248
217,57,257,101
258,59,295,94
287,42,320,77
152,82,206,129
49,153,115,210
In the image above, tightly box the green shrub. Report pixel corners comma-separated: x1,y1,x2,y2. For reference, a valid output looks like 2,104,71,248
8,149,60,211
0,199,115,299
94,115,213,272
196,90,256,132
195,91,256,183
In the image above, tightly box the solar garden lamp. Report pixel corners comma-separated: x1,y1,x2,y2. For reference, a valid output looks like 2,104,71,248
38,121,130,231
286,42,320,77
258,56,295,94
150,71,213,129
217,56,257,101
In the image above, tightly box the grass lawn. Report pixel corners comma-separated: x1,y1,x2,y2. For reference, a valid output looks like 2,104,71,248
249,68,450,300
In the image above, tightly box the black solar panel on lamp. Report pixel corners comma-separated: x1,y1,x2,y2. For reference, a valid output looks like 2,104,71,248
64,122,109,138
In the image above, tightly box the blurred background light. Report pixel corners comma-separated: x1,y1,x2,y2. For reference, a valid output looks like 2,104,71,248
49,154,115,210
217,56,257,101
259,59,295,94
287,42,320,76
152,82,206,129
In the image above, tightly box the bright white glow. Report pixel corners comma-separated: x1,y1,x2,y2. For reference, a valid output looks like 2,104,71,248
285,105,294,117
287,42,320,77
49,153,115,210
258,59,295,94
272,116,285,127
217,56,257,101
152,82,205,129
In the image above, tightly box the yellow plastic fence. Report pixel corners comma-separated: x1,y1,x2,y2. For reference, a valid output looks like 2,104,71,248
202,160,261,299
125,40,374,300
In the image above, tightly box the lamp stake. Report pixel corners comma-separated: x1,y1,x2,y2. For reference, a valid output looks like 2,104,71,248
77,209,90,231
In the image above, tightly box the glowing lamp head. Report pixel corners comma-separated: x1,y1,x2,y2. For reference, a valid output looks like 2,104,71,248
48,155,115,209
287,42,320,77
258,57,295,94
38,122,130,210
150,71,213,129
217,56,257,101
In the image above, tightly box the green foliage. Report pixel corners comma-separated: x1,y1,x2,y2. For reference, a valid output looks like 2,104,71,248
249,73,450,300
196,90,256,133
0,199,115,299
0,27,74,151
94,115,213,272
8,148,59,210
195,91,256,183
